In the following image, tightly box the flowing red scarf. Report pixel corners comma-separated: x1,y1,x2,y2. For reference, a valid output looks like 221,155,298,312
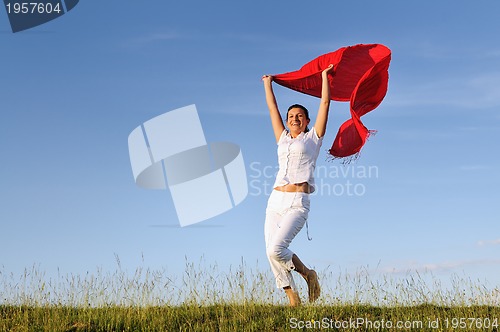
273,44,391,161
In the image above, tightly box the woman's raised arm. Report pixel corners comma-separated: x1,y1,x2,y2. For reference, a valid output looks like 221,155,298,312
262,75,285,142
314,64,334,138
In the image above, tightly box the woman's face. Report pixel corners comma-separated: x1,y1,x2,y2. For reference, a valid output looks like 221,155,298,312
287,107,310,135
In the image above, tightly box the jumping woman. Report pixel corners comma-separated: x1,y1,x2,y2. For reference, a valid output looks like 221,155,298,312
261,64,334,306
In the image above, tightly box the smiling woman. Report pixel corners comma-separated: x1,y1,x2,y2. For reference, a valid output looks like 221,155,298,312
261,64,334,306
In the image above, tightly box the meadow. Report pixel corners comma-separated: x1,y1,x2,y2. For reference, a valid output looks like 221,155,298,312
1,258,499,331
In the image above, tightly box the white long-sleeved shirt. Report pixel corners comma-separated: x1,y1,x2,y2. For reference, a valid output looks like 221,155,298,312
273,128,323,193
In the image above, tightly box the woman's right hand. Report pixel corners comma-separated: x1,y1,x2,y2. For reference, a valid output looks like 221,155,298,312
262,75,273,84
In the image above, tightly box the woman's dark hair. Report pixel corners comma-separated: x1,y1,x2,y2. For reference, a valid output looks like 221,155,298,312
286,104,310,132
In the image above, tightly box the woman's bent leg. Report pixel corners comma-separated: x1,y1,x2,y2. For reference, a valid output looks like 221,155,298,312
292,254,320,302
264,191,310,305
265,208,307,290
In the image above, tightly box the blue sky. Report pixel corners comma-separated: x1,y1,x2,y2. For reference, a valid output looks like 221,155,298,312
1,0,500,298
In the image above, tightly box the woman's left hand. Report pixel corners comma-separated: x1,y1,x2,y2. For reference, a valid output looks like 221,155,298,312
322,64,334,76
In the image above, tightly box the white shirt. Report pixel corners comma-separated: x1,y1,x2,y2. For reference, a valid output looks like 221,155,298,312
273,127,323,192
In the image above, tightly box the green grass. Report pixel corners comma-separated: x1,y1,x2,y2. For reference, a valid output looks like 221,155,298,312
2,303,500,331
1,258,499,331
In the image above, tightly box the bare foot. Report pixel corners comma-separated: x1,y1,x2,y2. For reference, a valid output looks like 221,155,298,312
284,288,301,307
306,270,320,302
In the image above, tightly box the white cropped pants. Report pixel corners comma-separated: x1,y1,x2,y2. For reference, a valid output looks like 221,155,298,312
264,190,310,290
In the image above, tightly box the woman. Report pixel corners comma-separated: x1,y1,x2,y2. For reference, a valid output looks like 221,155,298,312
262,64,334,306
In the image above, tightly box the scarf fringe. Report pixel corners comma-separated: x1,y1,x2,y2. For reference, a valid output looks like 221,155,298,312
326,129,377,164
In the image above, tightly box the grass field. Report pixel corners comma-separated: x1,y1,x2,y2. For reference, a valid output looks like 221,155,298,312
1,259,499,331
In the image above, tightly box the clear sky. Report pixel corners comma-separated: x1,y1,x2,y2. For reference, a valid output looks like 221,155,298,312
1,0,500,299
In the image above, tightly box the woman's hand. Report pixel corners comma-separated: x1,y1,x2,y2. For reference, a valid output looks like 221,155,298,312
262,75,273,85
321,64,334,77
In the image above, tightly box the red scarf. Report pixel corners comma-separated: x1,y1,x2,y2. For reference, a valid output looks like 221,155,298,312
273,44,391,161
